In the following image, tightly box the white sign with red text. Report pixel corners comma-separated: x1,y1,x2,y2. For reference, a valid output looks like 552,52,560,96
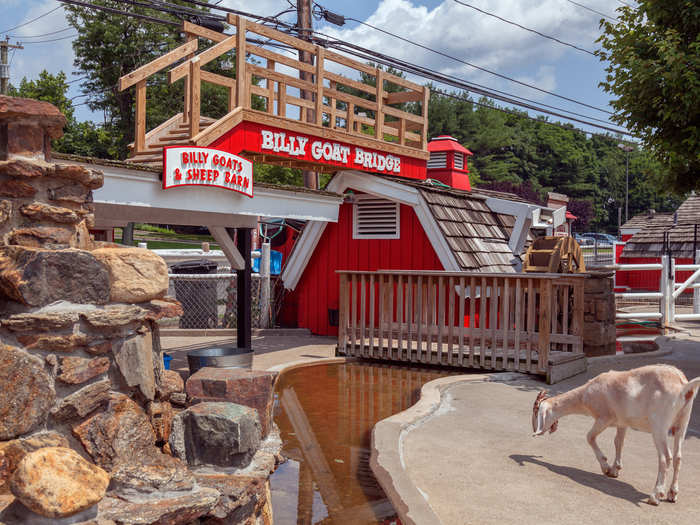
163,146,253,198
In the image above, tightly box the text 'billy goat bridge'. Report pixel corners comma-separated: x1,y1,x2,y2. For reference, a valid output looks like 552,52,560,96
119,14,430,179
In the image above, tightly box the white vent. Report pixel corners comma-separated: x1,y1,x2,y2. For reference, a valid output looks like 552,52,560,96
427,151,447,169
454,152,464,170
353,196,400,239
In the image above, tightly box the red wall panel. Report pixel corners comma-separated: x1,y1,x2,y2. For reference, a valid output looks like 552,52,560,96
285,201,443,335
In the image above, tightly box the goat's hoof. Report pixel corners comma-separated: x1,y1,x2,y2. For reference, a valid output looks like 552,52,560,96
646,496,660,506
668,490,678,503
602,466,618,478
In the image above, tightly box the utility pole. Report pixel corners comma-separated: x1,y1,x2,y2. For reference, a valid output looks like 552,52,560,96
296,0,318,189
0,37,23,95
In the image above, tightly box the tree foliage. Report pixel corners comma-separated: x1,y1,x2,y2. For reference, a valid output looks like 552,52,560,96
597,1,700,193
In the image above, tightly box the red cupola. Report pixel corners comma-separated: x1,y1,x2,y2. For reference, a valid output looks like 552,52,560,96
426,135,473,190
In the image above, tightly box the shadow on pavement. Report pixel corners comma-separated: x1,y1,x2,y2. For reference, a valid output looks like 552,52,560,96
509,454,648,506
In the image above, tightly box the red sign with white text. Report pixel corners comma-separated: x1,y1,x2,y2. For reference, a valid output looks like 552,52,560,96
163,146,253,198
210,121,427,180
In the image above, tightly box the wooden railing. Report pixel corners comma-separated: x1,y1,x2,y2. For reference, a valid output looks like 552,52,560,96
337,271,586,374
119,15,429,155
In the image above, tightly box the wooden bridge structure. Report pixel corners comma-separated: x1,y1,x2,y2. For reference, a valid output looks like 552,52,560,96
337,270,587,383
118,14,430,170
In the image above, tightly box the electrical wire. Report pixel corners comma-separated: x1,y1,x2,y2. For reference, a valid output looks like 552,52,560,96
0,5,63,34
8,27,72,39
564,0,618,22
451,0,596,56
19,34,78,44
322,21,612,115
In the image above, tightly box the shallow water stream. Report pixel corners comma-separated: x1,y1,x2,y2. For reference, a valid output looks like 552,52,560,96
269,362,455,524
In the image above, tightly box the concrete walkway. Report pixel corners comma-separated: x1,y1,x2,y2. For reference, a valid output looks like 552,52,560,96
377,334,700,525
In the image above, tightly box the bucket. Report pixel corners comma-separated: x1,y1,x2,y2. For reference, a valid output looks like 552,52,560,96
186,345,253,376
163,353,172,370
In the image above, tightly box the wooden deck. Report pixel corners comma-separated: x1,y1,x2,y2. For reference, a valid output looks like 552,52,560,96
119,16,430,169
337,270,588,383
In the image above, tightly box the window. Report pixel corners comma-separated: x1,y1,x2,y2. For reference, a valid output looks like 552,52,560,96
454,152,464,170
427,151,447,169
352,196,400,239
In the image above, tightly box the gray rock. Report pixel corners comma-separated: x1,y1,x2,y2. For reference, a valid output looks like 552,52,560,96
50,379,111,421
0,345,55,440
110,453,194,495
112,334,155,400
169,402,261,468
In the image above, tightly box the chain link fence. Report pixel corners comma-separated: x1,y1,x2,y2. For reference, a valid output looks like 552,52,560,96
582,241,615,267
167,268,285,329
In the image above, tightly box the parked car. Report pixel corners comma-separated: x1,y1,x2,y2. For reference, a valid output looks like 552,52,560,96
580,232,618,245
573,233,594,246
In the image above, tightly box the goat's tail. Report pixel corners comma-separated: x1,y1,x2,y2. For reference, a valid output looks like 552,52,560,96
672,377,700,416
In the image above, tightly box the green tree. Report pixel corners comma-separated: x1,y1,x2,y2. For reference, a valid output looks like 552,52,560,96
597,1,700,193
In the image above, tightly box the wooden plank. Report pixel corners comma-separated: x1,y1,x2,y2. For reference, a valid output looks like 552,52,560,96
315,47,324,126
538,280,552,373
369,273,375,357
375,68,385,140
381,105,425,125
436,276,445,364
468,277,476,367
457,277,466,366
338,273,348,355
479,277,487,365
384,274,393,359
169,33,237,84
399,118,406,146
514,279,522,372
447,276,455,365
235,16,248,108
489,278,498,369
183,20,227,43
416,276,423,363
351,274,357,357
406,275,413,361
385,90,424,105
266,60,276,114
134,80,146,153
422,86,430,149
324,70,376,96
426,276,434,364
397,275,404,360
572,280,584,354
347,102,355,134
189,59,201,137
323,87,378,112
277,81,286,118
120,39,198,90
562,284,570,351
248,63,317,96
527,278,535,371
502,278,510,370
246,44,315,73
360,273,367,357
190,106,244,145
199,70,236,87
234,14,317,53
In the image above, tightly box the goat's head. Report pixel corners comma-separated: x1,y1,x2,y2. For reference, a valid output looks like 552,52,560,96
532,390,558,436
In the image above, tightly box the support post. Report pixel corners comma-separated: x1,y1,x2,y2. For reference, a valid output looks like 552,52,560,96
231,227,252,350
660,255,671,328
260,242,271,328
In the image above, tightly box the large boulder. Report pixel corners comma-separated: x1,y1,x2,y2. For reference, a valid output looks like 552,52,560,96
9,446,109,518
187,368,278,437
0,246,110,306
72,394,156,471
169,402,261,468
0,432,69,490
91,247,169,303
0,345,55,440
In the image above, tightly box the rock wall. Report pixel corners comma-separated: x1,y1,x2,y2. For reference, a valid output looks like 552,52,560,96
0,96,279,524
583,270,616,357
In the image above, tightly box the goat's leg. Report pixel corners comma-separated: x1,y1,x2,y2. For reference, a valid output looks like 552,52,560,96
648,429,672,506
610,426,627,478
668,410,691,503
586,419,613,476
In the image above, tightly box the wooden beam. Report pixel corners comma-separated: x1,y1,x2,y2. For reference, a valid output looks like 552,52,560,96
385,90,423,105
169,33,238,84
119,39,198,90
235,16,248,108
199,70,236,87
267,60,275,115
134,80,147,153
315,47,324,126
375,68,384,140
246,45,315,74
189,58,201,138
182,20,227,43
230,14,317,54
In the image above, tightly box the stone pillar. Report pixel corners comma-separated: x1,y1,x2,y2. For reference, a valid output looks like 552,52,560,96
583,270,616,356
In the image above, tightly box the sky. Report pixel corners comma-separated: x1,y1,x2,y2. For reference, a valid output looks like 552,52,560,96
1,0,633,137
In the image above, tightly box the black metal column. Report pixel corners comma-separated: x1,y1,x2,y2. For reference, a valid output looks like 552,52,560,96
229,227,252,350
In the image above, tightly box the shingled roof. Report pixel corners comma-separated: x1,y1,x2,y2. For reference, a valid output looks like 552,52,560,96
620,210,672,231
622,194,700,258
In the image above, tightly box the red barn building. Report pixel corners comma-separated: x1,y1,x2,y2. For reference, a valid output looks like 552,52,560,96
280,137,566,336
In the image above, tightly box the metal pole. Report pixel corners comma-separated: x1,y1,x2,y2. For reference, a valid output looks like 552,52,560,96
625,150,629,222
694,249,700,316
260,242,271,328
297,0,318,189
0,37,22,95
233,227,252,351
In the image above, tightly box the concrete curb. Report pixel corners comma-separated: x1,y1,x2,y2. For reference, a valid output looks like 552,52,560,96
160,327,312,337
265,356,354,373
370,373,494,525
588,335,674,364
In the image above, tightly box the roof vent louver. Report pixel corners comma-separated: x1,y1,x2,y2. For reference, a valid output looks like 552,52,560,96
427,151,447,170
353,197,400,239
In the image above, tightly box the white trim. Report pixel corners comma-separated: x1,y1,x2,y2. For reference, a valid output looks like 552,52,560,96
207,225,246,270
282,171,460,290
352,196,400,240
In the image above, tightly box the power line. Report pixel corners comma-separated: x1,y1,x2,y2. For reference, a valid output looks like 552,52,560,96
0,5,63,34
564,1,618,22
451,0,596,56
333,19,612,115
9,27,72,39
20,34,78,44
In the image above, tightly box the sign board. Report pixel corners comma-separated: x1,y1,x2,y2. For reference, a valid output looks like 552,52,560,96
163,146,253,198
210,122,427,180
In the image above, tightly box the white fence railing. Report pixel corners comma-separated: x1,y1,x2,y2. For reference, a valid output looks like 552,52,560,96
613,251,700,327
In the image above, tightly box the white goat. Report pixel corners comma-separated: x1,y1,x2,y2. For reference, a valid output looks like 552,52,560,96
531,364,700,505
